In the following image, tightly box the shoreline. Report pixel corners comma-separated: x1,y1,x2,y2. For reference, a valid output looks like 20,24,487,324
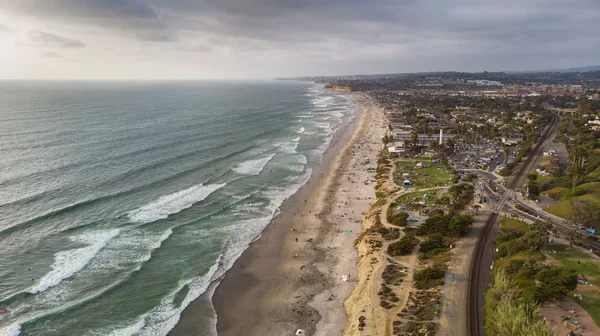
170,93,382,335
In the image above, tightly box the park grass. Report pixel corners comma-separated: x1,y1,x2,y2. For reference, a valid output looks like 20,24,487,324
500,217,528,233
394,160,453,189
494,250,544,269
548,243,600,327
541,182,600,220
587,165,600,180
545,199,573,219
576,182,600,206
545,182,600,219
392,188,444,208
535,173,555,185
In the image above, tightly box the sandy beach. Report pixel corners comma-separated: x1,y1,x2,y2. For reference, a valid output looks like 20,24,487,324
180,93,384,336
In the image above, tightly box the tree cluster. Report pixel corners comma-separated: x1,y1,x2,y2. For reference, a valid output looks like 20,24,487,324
417,214,474,236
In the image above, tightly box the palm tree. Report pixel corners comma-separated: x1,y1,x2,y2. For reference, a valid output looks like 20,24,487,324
570,145,588,187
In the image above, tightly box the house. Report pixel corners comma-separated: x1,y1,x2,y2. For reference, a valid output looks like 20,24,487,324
387,141,406,153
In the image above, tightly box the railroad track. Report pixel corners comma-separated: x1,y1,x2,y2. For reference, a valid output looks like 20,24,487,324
466,113,559,336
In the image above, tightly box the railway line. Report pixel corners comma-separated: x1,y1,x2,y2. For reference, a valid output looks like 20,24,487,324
466,113,560,336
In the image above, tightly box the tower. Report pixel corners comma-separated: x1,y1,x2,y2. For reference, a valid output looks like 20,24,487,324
439,129,443,146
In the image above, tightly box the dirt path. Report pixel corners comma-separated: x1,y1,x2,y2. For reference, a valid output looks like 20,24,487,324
437,209,491,336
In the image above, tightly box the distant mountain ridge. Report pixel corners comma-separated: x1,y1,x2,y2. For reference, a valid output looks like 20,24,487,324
508,65,600,74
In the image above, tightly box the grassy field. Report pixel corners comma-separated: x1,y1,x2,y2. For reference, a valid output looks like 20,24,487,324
587,165,600,180
545,199,573,219
535,172,555,185
391,189,443,208
500,217,528,232
394,160,453,189
548,243,600,327
544,182,600,219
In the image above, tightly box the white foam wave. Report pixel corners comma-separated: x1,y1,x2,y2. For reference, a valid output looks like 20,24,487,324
137,260,220,336
296,119,303,123
291,136,301,142
28,229,120,294
315,122,331,129
296,115,314,118
327,111,344,118
105,166,315,336
278,141,299,154
298,127,305,134
93,260,221,336
106,319,146,336
313,96,333,105
232,154,275,176
287,164,305,172
0,324,21,336
295,154,308,165
127,184,226,223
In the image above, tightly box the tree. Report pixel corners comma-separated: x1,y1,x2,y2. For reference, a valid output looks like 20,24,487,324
387,234,417,256
527,181,540,199
420,233,445,253
448,215,475,236
570,145,588,188
534,267,578,302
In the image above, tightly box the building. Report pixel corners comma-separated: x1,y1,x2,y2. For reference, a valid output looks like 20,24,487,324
392,132,458,147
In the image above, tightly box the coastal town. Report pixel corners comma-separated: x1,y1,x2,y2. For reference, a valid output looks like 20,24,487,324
278,71,600,336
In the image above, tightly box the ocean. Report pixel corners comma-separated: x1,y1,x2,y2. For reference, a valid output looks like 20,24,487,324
0,80,356,336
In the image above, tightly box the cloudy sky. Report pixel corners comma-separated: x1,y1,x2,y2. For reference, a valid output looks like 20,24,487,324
0,0,599,79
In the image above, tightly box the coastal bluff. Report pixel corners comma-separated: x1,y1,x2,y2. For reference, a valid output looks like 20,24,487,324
324,84,353,92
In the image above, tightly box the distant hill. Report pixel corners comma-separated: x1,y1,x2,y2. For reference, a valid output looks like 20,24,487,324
558,65,600,73
508,65,600,74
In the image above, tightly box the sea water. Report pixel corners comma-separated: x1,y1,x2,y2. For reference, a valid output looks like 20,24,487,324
0,80,356,335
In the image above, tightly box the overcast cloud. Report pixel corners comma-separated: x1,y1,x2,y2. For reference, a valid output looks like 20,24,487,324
0,0,599,79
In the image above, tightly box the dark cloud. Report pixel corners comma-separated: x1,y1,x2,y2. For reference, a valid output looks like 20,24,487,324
1,0,600,72
27,30,85,48
0,0,176,41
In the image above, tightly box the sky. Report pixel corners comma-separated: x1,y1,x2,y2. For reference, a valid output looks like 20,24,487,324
0,0,599,80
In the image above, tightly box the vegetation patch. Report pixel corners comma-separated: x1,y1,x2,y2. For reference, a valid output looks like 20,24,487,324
416,214,473,237
414,264,447,290
544,199,573,219
547,243,600,326
387,234,418,256
394,160,453,189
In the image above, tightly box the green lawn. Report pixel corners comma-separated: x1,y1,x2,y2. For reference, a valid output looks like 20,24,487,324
394,160,453,189
545,199,573,219
548,243,600,327
587,165,600,181
500,217,528,233
535,173,555,185
494,250,544,268
392,189,442,209
545,182,600,219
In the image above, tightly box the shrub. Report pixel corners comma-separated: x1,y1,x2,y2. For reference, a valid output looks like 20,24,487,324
387,234,417,256
419,234,445,254
563,187,585,198
390,212,409,227
414,264,447,289
534,267,578,302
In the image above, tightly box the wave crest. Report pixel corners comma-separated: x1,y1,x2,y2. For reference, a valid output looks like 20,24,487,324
127,184,226,223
